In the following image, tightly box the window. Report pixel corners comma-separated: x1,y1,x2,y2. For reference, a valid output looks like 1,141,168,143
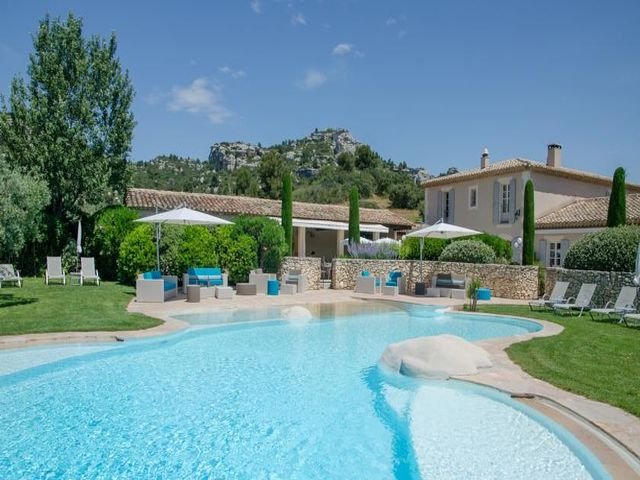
500,183,511,223
549,242,562,267
469,187,478,209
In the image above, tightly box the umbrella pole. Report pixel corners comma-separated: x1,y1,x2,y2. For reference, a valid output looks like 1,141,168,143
156,223,161,272
419,237,424,283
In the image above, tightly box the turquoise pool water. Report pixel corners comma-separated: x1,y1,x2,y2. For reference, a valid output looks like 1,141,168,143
0,302,609,479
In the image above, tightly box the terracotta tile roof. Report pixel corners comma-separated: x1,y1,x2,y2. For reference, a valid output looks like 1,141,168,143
126,188,415,228
536,193,640,229
421,158,640,191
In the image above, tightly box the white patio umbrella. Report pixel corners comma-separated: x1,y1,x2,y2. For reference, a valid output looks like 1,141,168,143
405,219,481,283
340,236,372,246
76,220,82,272
136,207,233,270
373,237,400,245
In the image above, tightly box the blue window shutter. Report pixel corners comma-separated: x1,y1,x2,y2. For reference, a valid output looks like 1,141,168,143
560,239,570,266
493,181,500,225
509,178,517,223
437,191,443,221
538,239,548,266
449,189,455,224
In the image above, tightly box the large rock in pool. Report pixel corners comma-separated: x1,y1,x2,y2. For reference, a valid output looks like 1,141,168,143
380,334,492,379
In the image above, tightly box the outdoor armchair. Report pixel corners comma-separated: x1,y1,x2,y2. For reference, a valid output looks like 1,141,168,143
553,283,597,317
431,273,466,290
45,256,66,285
385,271,406,294
529,281,569,311
80,257,100,286
249,269,276,294
355,270,382,294
136,270,178,303
283,269,308,293
0,264,22,288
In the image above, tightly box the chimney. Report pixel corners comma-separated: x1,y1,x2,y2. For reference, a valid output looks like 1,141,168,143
480,147,490,169
547,144,562,167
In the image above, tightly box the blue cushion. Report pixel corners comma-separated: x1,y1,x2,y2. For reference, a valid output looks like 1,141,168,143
361,270,370,277
143,270,161,280
267,279,279,296
189,267,222,276
164,279,177,291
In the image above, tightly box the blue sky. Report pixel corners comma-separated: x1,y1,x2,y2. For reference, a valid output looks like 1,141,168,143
1,0,639,181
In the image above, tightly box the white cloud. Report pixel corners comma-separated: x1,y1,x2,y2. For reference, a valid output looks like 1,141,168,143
250,0,262,13
219,66,247,79
298,70,327,90
291,13,307,25
332,43,353,56
385,17,398,26
398,30,408,39
168,78,231,124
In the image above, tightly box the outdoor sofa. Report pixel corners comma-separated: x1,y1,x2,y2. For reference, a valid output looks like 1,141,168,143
136,270,178,303
431,273,466,290
0,264,22,288
184,267,228,288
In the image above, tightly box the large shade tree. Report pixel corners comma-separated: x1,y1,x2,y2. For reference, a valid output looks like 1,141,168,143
0,13,135,251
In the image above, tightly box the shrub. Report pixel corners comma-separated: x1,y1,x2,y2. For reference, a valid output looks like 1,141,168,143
117,225,156,284
439,240,496,264
563,226,640,272
61,239,79,273
212,226,257,283
347,242,399,259
88,206,138,280
399,237,447,260
458,233,512,261
233,216,287,273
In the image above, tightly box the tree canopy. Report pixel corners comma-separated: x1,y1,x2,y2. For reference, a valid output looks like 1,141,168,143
0,13,135,252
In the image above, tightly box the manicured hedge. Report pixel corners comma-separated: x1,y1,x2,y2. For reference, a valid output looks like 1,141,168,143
438,240,496,264
563,226,640,272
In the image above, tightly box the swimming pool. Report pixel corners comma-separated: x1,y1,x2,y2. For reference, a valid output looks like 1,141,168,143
0,302,610,479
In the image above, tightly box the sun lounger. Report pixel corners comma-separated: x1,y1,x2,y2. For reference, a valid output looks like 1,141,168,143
45,256,66,285
621,312,640,327
0,264,22,288
80,257,100,286
553,283,597,317
589,286,636,320
529,281,569,311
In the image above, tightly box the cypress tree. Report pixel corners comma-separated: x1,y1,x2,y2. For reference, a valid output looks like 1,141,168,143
281,171,293,255
522,180,535,265
607,167,627,227
348,186,360,244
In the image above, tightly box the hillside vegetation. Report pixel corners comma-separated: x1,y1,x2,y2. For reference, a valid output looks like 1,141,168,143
130,129,449,217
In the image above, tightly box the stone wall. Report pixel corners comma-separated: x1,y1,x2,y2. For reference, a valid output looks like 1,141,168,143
332,258,538,299
279,257,322,290
544,268,638,308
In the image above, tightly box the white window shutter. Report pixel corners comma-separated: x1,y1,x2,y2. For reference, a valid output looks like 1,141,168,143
560,239,570,266
538,239,548,266
509,178,517,223
493,181,500,224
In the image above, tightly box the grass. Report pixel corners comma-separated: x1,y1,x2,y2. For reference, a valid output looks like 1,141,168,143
472,304,640,417
0,277,162,336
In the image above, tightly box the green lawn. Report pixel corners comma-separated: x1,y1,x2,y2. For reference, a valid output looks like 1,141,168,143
473,304,640,417
0,277,161,335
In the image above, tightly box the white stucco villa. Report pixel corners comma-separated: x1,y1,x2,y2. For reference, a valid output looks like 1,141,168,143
422,144,640,266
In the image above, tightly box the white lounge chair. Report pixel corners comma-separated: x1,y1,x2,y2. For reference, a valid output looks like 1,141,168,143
589,286,636,320
354,271,382,294
553,283,597,317
80,257,100,286
45,256,66,285
529,281,569,311
0,264,22,288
